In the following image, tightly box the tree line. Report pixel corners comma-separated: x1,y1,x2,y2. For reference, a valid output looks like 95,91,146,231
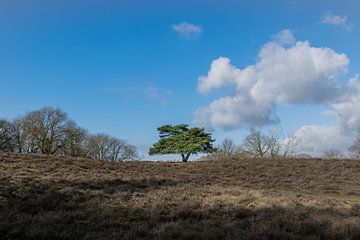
148,124,298,162
210,128,298,161
0,107,138,161
2,109,359,162
153,124,359,161
213,127,360,160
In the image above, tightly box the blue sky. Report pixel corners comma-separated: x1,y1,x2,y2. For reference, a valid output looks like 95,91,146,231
1,0,360,159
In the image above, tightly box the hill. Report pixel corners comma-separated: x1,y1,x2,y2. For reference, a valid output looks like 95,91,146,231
1,153,360,239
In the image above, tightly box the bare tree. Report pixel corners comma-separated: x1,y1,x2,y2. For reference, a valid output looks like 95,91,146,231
61,122,88,157
0,119,16,152
12,118,38,153
323,149,344,159
216,138,238,160
119,144,138,161
242,128,270,158
21,107,72,154
267,128,282,157
85,134,138,162
349,128,360,159
0,107,138,161
282,134,298,157
241,128,297,158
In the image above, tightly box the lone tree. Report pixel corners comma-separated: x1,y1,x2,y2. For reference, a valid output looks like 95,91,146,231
149,124,215,162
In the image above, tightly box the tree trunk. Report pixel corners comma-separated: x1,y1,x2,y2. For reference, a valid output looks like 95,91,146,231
181,153,191,162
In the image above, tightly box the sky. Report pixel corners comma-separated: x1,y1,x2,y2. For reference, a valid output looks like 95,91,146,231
1,0,360,159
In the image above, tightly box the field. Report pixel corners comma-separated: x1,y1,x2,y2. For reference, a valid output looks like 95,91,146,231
1,153,360,239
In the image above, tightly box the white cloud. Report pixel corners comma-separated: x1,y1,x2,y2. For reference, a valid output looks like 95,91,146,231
194,29,360,155
294,75,360,155
293,125,354,155
272,29,296,46
172,22,202,39
195,29,349,130
330,75,360,130
194,95,279,130
322,12,353,31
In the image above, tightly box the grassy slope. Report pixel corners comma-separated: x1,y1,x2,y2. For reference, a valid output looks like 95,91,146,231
1,153,360,239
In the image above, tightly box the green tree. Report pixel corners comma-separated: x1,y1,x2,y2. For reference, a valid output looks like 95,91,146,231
149,124,215,162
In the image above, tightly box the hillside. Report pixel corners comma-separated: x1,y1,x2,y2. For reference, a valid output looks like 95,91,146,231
1,153,360,239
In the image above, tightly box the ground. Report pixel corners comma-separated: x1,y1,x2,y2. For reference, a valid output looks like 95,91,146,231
1,153,360,239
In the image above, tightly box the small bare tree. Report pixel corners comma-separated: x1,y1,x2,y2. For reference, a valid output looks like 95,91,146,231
323,149,344,159
267,128,282,157
241,127,297,158
242,128,270,158
217,138,237,159
281,134,298,157
349,128,360,159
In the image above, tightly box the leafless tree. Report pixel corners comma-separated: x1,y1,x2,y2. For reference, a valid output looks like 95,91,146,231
216,138,238,160
85,134,138,162
242,128,270,158
0,119,16,152
281,134,298,157
241,127,297,158
0,107,139,161
323,149,344,159
349,128,360,159
120,144,138,161
60,122,88,157
267,128,282,157
20,107,72,154
12,118,39,153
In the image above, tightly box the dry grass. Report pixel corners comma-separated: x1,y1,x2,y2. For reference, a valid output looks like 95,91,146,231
1,153,360,239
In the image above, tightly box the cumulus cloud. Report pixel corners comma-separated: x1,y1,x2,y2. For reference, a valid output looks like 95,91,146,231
195,29,349,130
293,125,354,155
293,76,360,155
329,75,360,130
194,29,360,155
172,22,202,39
322,12,353,31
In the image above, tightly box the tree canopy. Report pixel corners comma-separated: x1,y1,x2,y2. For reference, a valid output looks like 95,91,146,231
149,124,215,162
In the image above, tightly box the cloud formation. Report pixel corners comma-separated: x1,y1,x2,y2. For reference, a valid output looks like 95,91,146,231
172,22,202,39
293,125,354,154
194,29,360,154
321,12,352,31
292,75,360,155
195,30,349,129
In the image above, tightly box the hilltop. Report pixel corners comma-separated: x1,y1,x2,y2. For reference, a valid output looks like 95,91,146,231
1,153,360,239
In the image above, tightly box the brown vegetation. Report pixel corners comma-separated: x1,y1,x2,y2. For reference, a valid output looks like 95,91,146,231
1,153,360,239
